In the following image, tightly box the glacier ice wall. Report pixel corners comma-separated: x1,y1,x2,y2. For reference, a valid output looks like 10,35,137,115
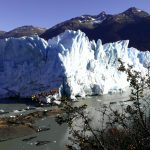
0,30,150,100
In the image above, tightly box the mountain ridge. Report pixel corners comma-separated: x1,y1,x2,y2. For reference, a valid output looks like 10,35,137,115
0,25,46,39
40,7,150,51
0,7,150,51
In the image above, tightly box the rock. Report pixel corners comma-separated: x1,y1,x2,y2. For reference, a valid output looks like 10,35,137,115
35,140,51,146
22,136,37,142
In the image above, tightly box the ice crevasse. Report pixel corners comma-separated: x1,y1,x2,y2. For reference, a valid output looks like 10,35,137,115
0,30,150,102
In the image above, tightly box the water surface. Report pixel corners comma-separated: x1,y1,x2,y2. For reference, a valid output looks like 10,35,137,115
0,92,130,150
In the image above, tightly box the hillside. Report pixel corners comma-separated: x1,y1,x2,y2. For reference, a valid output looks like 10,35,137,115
41,7,150,51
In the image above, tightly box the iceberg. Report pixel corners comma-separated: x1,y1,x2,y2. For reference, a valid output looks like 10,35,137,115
0,30,150,102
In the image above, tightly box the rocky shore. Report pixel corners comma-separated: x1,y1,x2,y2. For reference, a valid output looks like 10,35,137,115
0,108,63,142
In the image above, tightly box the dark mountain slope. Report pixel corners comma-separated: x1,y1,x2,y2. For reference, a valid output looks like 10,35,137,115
41,7,150,51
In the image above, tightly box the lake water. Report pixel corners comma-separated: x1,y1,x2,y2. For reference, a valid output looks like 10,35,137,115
0,91,130,150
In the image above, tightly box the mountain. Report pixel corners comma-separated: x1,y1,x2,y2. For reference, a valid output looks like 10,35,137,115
0,26,46,39
40,11,110,40
41,7,150,51
0,31,6,36
0,30,150,101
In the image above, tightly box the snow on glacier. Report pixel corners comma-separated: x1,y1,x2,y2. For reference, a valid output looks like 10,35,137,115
0,30,150,102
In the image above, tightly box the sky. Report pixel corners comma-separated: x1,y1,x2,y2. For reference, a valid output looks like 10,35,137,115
0,0,150,31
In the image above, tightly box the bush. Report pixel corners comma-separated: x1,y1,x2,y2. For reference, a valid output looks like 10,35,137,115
56,59,150,150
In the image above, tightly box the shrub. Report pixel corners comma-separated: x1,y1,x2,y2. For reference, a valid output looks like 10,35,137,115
56,59,150,150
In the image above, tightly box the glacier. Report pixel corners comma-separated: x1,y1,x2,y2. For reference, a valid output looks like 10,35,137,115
0,30,150,102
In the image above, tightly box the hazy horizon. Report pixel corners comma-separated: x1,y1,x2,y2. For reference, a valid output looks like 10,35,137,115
0,0,150,31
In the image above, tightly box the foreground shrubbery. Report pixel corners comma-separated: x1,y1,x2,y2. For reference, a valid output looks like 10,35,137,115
56,60,150,150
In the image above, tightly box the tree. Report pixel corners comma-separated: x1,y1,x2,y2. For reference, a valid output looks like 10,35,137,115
56,59,150,150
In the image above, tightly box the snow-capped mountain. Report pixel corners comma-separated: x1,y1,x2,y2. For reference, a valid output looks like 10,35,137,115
1,7,150,51
40,11,110,40
50,11,108,31
0,30,150,101
0,26,46,39
41,7,150,51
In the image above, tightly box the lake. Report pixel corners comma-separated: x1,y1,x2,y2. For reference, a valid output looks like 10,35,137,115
0,91,130,150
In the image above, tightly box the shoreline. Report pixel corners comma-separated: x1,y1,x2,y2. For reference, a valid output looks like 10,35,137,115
0,107,63,142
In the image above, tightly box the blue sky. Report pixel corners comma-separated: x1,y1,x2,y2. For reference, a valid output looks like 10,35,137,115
0,0,149,31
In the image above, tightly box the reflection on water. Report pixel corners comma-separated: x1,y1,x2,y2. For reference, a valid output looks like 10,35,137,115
0,98,37,112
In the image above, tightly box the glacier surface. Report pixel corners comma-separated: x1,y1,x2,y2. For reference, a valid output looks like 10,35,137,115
0,30,150,101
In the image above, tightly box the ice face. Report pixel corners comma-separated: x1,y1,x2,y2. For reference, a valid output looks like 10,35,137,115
0,30,150,101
